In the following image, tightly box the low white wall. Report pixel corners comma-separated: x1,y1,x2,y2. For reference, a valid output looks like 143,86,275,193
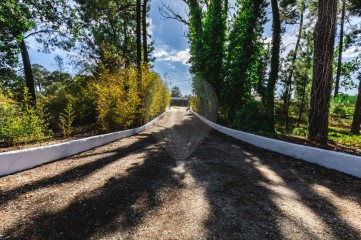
0,114,163,177
194,112,361,178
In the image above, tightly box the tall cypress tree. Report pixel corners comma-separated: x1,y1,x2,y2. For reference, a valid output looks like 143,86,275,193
200,0,227,100
224,0,267,122
187,0,203,77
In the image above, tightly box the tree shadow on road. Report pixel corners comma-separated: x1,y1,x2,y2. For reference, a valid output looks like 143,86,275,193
2,132,185,239
188,131,361,239
0,134,160,207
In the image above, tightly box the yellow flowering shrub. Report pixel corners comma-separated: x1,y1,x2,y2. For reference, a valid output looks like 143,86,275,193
93,50,170,131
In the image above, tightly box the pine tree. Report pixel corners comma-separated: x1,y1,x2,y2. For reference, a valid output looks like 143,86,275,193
308,0,338,144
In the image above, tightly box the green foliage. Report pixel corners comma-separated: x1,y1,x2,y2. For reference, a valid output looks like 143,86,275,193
199,0,227,98
292,127,307,136
0,0,76,55
0,88,52,146
187,0,204,76
171,86,182,98
74,0,152,69
339,58,361,90
349,0,361,16
223,0,268,121
0,0,31,67
59,102,75,137
330,94,356,119
328,126,361,148
231,98,269,132
43,74,97,129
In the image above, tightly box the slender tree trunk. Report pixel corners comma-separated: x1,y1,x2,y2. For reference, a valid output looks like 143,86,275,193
142,0,148,63
308,0,338,144
351,78,361,134
19,39,36,106
297,34,312,127
136,0,142,77
285,1,305,131
297,75,308,127
334,0,346,96
265,0,281,132
123,13,129,68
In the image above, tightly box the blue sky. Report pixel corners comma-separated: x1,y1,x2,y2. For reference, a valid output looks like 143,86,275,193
26,0,359,96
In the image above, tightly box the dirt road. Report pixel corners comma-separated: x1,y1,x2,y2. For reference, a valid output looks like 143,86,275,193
0,110,360,239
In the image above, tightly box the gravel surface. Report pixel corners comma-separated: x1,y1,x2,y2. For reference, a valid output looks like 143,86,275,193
0,111,360,240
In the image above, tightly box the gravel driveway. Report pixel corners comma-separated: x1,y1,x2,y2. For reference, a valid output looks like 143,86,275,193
0,111,360,240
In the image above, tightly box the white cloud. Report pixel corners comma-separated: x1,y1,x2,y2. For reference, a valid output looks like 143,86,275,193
163,48,190,65
153,50,168,58
343,47,360,59
153,43,190,65
147,17,154,36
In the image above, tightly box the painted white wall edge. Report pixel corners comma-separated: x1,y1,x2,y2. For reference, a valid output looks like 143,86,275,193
194,112,361,178
0,113,165,177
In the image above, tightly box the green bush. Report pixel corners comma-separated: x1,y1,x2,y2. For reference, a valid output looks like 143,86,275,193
43,75,97,130
330,94,356,119
59,102,75,137
232,98,270,132
0,89,52,146
292,127,307,136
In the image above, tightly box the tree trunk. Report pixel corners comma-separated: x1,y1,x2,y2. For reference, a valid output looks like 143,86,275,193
351,78,361,134
136,0,142,75
308,0,338,144
123,12,129,68
142,0,148,63
297,75,308,127
19,39,36,106
334,0,346,96
285,1,305,131
297,34,312,127
265,0,281,132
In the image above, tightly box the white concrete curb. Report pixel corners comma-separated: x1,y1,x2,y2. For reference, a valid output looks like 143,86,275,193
0,114,164,177
194,112,361,178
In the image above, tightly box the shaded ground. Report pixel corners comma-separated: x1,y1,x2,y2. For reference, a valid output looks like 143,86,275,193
0,111,360,239
151,107,212,160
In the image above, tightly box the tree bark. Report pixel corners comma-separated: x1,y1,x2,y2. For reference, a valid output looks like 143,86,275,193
308,0,338,144
19,39,36,106
142,0,148,63
285,1,305,131
334,0,346,96
351,78,361,134
265,0,281,132
136,0,142,75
